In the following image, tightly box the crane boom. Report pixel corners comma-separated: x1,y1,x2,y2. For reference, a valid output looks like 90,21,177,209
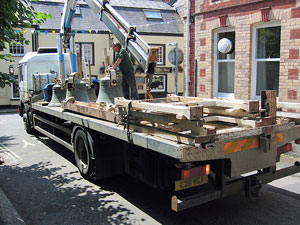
58,0,78,85
85,0,158,76
60,0,77,46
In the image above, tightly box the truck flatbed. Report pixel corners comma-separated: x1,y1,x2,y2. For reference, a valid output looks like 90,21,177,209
32,102,186,159
32,91,300,178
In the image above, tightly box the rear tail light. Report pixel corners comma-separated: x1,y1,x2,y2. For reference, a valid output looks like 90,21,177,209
277,143,292,156
18,106,20,113
286,143,292,152
181,164,210,180
205,164,210,175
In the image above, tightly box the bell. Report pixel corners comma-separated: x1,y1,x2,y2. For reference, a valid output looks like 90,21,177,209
73,81,90,102
64,85,74,102
87,84,97,102
96,76,123,104
48,84,66,107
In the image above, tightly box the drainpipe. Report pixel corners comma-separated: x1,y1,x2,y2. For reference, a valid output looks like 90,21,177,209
185,0,190,97
194,59,197,97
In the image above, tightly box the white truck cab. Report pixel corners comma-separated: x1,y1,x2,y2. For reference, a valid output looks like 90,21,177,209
18,48,71,102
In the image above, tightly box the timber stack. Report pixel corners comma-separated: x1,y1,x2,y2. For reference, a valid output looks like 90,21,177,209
54,90,300,145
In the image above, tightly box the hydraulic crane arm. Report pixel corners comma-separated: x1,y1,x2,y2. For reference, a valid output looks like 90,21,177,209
85,0,158,77
58,0,78,85
60,0,77,46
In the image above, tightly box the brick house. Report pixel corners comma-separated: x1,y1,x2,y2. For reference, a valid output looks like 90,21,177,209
184,0,300,102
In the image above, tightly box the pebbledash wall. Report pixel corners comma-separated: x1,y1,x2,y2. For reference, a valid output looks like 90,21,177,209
184,0,300,102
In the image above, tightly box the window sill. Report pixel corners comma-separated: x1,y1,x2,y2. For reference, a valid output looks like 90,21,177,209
10,54,25,57
151,90,165,93
214,93,234,100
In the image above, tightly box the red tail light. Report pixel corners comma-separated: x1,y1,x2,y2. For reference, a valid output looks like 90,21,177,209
286,143,292,152
277,143,292,156
205,164,210,175
181,165,210,180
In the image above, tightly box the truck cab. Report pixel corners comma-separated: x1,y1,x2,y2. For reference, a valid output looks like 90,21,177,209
18,48,71,109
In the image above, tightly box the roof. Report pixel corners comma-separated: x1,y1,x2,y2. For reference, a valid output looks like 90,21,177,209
31,0,183,35
36,0,174,10
172,0,184,9
32,2,109,31
110,0,174,10
115,7,182,34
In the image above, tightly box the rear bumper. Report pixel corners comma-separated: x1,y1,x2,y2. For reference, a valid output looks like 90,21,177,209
172,161,300,212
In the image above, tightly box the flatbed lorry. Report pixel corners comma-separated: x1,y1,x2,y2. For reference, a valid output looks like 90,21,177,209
18,0,300,212
19,90,300,212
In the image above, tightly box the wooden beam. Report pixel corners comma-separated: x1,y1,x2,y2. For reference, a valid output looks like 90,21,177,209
115,97,203,120
167,94,259,113
204,116,257,128
277,111,300,119
61,101,119,123
203,108,258,118
277,101,300,113
128,110,205,127
169,100,216,107
261,90,277,118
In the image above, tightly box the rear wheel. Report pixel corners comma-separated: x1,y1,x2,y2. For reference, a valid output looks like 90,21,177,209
73,129,95,180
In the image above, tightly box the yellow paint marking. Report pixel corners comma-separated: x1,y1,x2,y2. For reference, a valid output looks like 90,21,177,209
0,145,17,161
0,143,22,160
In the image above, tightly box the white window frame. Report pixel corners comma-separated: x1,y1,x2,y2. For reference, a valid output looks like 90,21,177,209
149,44,165,65
251,21,281,100
75,42,94,65
213,27,235,99
143,10,162,19
9,34,25,57
150,74,166,93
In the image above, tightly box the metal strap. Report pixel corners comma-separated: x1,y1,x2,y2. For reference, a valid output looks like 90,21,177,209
126,101,133,143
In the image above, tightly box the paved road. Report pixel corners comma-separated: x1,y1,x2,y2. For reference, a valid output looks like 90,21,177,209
1,113,300,225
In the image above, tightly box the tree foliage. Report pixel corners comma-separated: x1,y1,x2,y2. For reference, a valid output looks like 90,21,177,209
0,0,52,87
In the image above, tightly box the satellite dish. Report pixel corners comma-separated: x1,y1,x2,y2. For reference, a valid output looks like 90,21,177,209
168,48,184,65
218,38,233,54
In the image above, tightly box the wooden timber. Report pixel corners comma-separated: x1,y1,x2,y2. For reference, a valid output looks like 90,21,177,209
61,101,119,123
203,108,259,118
115,97,204,120
261,90,277,118
56,93,300,144
167,94,259,113
277,101,300,113
204,116,257,128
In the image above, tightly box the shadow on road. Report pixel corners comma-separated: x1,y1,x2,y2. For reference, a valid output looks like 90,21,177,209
0,161,142,225
0,136,16,148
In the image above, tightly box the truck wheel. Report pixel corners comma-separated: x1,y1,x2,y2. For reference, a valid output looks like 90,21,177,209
73,129,95,180
23,113,34,134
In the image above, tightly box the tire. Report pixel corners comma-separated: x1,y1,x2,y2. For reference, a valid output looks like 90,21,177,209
73,129,95,180
23,113,34,134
